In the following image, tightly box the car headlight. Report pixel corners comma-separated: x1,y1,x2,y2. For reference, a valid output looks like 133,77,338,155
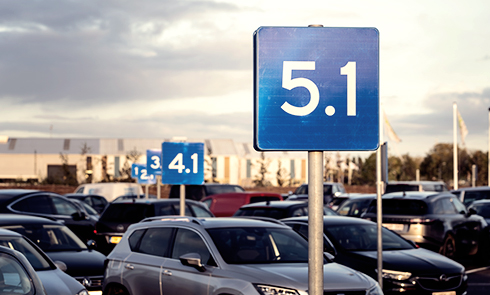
367,283,383,295
76,289,89,295
382,269,412,281
254,284,300,295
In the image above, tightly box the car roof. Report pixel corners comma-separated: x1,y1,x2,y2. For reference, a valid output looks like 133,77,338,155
138,216,289,230
338,193,377,199
452,186,490,192
469,199,490,205
382,191,452,200
0,214,63,226
111,198,197,204
387,181,446,185
65,193,105,198
239,200,307,209
281,215,375,226
0,228,23,237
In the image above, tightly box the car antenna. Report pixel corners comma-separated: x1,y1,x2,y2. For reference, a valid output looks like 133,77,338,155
402,191,406,197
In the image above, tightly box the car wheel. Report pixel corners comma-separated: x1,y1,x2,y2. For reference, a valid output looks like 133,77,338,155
440,234,457,258
104,285,129,295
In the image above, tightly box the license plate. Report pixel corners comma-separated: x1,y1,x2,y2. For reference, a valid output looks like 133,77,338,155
109,236,122,244
432,291,456,295
383,223,404,231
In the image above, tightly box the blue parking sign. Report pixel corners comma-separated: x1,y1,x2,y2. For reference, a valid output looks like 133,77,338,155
254,26,379,151
146,149,162,176
161,142,204,185
133,163,156,185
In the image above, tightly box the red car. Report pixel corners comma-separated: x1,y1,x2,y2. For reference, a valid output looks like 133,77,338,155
201,192,283,217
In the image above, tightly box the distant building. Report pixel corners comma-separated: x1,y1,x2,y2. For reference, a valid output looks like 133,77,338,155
0,137,308,188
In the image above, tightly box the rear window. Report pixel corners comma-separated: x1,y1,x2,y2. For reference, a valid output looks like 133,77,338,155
367,199,428,215
249,196,281,203
234,208,287,219
205,185,245,195
100,203,155,222
384,184,419,194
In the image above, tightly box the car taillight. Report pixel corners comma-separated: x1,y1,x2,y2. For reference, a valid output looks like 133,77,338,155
409,218,434,224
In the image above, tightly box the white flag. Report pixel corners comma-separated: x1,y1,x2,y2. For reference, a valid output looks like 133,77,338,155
457,109,469,145
383,110,401,143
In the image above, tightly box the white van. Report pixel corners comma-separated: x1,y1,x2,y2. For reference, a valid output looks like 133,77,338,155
74,183,144,202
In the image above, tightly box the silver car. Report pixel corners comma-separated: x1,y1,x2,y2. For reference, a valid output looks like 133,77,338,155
103,216,383,295
0,228,89,295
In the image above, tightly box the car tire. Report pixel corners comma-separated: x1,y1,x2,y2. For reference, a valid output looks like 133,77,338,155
104,285,129,295
440,234,457,259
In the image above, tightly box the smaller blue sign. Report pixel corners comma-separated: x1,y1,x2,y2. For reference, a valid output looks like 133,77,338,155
161,142,204,185
134,163,156,185
146,149,162,176
131,163,140,179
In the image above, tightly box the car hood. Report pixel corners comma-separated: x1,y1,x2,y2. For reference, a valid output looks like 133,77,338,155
224,262,374,291
46,250,106,277
351,248,465,274
37,268,86,295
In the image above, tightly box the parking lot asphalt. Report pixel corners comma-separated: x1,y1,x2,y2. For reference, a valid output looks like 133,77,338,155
456,258,490,295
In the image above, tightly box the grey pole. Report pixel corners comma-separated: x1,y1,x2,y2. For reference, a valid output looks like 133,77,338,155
488,108,490,186
157,175,161,199
308,151,324,295
145,184,149,199
376,146,383,288
453,102,458,190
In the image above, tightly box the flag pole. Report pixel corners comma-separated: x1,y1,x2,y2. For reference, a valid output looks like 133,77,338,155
453,102,458,190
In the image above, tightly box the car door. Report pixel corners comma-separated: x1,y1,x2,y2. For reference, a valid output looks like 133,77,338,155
448,196,482,255
122,228,173,295
50,195,95,242
161,228,218,295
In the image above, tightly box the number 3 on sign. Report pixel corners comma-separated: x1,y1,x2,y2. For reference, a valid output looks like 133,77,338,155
168,153,199,174
281,61,356,117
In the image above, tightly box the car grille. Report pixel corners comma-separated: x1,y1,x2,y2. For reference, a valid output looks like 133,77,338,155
415,274,462,291
74,276,104,290
323,291,366,295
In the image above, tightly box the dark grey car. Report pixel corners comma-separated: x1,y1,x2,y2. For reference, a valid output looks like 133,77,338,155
287,182,346,204
103,217,382,295
451,186,490,207
362,191,488,259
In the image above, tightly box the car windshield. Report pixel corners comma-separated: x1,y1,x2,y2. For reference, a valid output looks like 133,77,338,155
0,236,52,271
207,227,310,264
324,224,414,251
384,184,419,193
471,204,490,218
3,224,87,252
100,203,154,223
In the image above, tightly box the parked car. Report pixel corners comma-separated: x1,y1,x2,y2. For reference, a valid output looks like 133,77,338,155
94,198,215,255
384,181,448,194
74,183,143,203
282,216,468,295
103,216,382,295
233,200,338,219
200,191,283,217
362,191,488,259
468,199,490,224
65,193,109,214
169,183,245,201
70,199,100,221
0,214,105,293
0,245,48,295
451,186,490,207
0,189,96,243
327,193,355,211
336,194,376,217
0,229,90,295
287,182,346,204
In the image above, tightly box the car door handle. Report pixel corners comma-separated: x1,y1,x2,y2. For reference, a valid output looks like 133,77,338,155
162,269,172,276
125,264,134,270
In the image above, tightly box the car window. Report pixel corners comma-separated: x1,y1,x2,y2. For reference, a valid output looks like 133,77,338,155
128,229,146,251
0,237,52,271
367,199,428,215
470,203,490,218
0,253,35,295
52,197,79,216
434,198,457,214
295,185,307,195
205,185,245,195
138,228,173,257
11,195,53,215
234,208,285,219
451,197,467,214
100,204,155,223
171,229,214,266
158,204,176,216
174,204,192,216
291,207,307,217
190,204,213,217
250,196,281,203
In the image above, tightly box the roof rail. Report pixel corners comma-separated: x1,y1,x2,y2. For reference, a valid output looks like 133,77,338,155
140,215,204,225
231,216,286,226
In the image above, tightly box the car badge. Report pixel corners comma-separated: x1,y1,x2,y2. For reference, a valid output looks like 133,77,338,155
82,278,92,287
117,225,125,231
439,274,448,281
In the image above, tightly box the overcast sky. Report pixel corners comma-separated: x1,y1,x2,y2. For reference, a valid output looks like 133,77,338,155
1,0,489,158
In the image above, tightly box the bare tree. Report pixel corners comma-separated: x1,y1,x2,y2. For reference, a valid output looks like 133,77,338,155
118,148,142,182
276,160,288,187
253,152,271,187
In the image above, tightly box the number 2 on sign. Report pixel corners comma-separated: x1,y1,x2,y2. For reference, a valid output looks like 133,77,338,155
168,153,198,173
281,61,356,117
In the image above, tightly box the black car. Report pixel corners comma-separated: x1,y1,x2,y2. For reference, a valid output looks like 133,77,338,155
168,183,245,201
0,189,96,243
362,191,488,259
287,182,346,204
451,186,490,207
336,194,376,217
384,181,448,194
94,198,215,255
0,214,105,293
233,200,338,219
64,193,109,214
282,216,468,295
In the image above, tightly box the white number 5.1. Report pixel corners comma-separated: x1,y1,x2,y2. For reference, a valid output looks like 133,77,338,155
168,153,199,174
281,60,356,117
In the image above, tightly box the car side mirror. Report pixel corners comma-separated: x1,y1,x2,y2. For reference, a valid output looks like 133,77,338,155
179,253,206,272
324,252,335,262
54,260,67,272
71,211,86,221
468,208,477,215
86,239,97,250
